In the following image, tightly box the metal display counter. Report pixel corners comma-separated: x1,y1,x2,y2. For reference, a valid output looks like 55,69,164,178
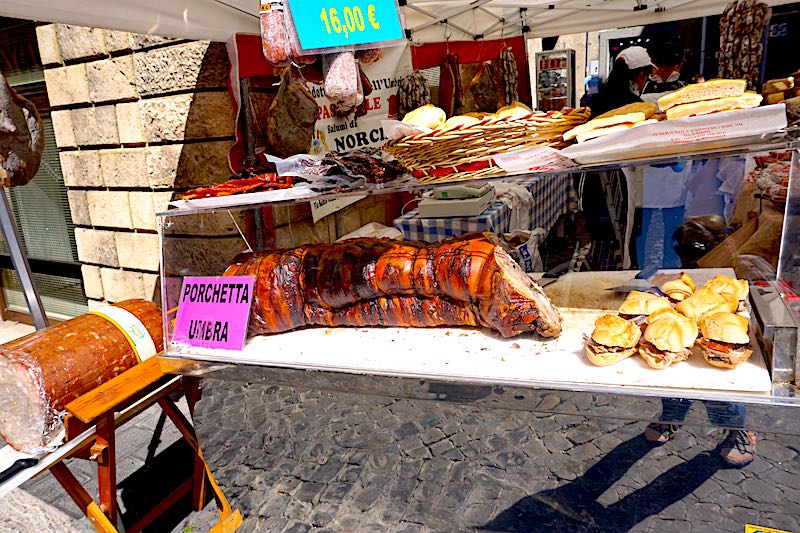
157,140,800,532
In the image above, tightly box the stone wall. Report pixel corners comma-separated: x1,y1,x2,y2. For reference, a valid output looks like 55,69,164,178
36,24,236,308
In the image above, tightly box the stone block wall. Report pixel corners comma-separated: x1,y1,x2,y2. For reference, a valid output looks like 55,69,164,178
36,24,236,308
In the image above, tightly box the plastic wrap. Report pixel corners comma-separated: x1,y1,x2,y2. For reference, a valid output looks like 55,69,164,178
0,300,163,453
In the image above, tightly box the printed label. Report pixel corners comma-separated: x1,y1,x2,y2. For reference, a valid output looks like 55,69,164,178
172,276,255,351
493,147,577,174
91,306,158,362
311,194,367,223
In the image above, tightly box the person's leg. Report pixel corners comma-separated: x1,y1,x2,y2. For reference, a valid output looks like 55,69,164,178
662,206,686,268
705,402,757,467
636,207,654,270
645,398,692,444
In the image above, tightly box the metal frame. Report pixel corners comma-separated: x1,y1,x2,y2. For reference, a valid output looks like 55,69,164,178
0,191,47,330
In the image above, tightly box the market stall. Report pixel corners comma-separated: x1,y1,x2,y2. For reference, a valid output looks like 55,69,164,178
2,0,800,531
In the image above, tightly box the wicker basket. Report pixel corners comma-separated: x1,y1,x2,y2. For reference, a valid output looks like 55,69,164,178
384,108,591,180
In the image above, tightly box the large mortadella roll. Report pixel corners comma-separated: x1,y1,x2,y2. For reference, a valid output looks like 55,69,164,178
0,299,163,452
225,232,562,339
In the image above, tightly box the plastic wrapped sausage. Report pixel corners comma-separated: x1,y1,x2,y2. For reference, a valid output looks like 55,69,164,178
0,300,163,452
260,0,289,66
323,51,362,117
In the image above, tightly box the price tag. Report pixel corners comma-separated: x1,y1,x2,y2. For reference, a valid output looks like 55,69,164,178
172,276,254,351
288,0,404,51
311,194,367,223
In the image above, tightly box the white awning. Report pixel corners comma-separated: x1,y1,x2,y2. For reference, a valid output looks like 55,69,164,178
1,0,794,42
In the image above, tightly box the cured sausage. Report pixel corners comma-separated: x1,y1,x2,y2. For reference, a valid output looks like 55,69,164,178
225,232,562,338
323,51,362,117
0,300,163,452
259,0,289,66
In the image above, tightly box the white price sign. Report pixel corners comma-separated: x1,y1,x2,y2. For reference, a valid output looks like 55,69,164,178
311,194,367,223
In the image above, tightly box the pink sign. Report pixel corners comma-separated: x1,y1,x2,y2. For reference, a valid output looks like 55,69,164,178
172,276,254,350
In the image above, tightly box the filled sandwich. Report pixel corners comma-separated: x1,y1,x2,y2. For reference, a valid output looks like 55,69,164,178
675,287,738,323
702,274,749,312
660,272,696,302
638,309,698,369
618,291,673,329
657,79,762,120
698,312,753,368
563,102,658,143
585,314,641,366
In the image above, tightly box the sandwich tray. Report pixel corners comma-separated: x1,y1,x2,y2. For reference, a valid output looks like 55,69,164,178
560,104,788,165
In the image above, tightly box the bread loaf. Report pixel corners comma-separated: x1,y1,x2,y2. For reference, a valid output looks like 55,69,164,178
657,79,746,111
665,93,762,120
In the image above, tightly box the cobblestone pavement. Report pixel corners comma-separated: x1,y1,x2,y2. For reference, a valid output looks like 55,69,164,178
182,379,800,533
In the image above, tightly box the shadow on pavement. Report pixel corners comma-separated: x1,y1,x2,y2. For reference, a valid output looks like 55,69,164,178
482,433,725,532
118,438,210,533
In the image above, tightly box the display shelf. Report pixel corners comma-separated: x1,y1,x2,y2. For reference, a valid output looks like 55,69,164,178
162,136,797,216
158,356,800,436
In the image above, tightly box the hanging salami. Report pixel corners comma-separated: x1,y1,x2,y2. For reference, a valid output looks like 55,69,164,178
259,0,290,66
718,0,771,90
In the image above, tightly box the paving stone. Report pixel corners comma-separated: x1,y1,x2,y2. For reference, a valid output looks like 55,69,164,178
543,433,572,453
429,439,455,457
320,482,354,503
309,503,339,527
569,442,602,462
295,482,326,503
757,439,798,463
282,520,311,533
421,427,446,445
351,485,383,512
740,478,784,504
257,494,290,518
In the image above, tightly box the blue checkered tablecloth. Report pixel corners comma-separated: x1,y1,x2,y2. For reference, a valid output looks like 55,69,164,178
394,202,509,242
393,175,576,242
520,173,577,233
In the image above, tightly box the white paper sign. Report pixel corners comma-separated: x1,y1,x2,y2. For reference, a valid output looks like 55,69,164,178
493,147,577,174
311,195,368,223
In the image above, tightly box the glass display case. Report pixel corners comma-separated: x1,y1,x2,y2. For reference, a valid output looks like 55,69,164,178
158,140,800,428
534,49,576,111
157,140,800,531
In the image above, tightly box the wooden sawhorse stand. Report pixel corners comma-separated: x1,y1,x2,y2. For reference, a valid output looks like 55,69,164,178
46,357,241,533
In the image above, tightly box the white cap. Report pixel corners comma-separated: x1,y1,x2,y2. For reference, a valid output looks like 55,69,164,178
616,46,653,70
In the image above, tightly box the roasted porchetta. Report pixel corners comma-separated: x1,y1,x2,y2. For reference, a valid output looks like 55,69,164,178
224,232,562,338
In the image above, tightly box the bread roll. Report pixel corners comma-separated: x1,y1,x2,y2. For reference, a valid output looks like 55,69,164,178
619,291,673,316
643,312,698,352
439,115,481,131
402,104,446,129
647,307,681,324
657,79,747,111
590,314,641,348
676,287,738,322
665,93,762,120
661,272,696,301
496,101,533,119
699,312,749,344
703,274,748,301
